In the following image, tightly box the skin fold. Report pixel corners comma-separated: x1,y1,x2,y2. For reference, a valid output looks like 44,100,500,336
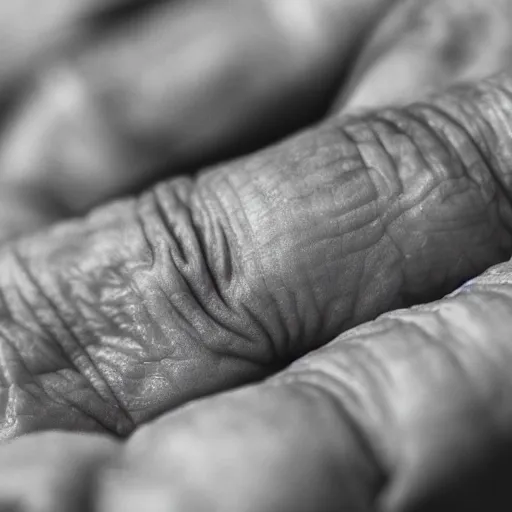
4,143,512,510
93,248,512,512
2,1,512,510
2,73,512,438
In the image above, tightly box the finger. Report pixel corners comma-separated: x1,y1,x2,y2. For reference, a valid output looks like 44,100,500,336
1,71,512,438
0,0,397,216
336,0,512,111
93,255,512,512
0,432,119,512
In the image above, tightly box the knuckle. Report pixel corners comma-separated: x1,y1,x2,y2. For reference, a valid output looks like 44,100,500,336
137,179,278,367
0,243,134,437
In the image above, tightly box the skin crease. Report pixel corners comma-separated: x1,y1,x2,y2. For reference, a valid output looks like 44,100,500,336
88,252,512,512
3,1,512,511
1,73,512,437
5,261,512,512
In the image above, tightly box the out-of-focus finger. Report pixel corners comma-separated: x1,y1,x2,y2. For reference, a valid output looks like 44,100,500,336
336,0,512,112
95,256,512,512
6,252,512,511
0,0,396,215
0,432,119,512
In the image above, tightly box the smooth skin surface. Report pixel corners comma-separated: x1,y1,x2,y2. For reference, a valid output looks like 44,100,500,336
2,0,512,511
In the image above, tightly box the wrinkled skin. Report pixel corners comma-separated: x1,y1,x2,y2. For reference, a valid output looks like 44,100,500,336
2,0,512,511
92,254,512,512
3,75,512,437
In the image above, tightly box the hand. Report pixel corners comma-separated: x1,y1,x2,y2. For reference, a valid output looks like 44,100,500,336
52,257,512,511
4,255,512,512
1,0,512,511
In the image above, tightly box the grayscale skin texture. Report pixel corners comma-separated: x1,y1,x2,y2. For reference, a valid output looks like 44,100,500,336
4,1,512,511
2,72,512,439
91,248,512,512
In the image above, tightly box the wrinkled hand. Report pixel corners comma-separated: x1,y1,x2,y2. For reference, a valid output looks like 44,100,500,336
2,0,512,511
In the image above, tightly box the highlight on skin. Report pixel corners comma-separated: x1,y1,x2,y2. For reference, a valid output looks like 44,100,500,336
1,72,512,438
